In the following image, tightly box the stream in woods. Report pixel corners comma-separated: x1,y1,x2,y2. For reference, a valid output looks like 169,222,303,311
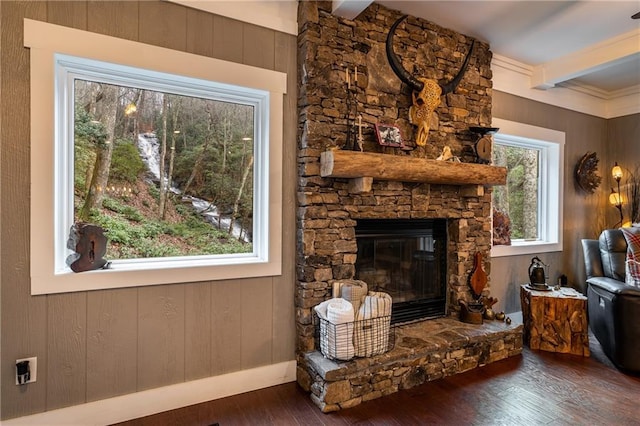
136,133,250,242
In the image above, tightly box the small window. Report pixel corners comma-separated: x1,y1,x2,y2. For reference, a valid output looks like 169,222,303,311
491,119,564,257
26,19,285,294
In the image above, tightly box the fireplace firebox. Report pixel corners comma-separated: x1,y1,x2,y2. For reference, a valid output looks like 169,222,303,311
355,219,447,324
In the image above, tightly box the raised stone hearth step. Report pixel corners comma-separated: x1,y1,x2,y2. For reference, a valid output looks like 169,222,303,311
298,316,523,412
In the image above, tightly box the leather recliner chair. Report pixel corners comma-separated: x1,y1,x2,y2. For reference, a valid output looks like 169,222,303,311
582,229,640,372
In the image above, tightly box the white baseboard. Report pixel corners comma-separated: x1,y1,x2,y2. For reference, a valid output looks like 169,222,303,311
2,361,297,426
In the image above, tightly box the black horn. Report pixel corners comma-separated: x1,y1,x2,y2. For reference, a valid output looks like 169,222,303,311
386,15,424,92
440,40,476,95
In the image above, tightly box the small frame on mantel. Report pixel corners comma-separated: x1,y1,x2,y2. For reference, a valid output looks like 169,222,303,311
375,123,404,148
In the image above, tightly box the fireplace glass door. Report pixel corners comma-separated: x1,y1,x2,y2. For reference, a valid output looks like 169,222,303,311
355,219,447,324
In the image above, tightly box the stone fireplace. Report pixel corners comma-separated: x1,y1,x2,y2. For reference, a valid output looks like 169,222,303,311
295,1,522,412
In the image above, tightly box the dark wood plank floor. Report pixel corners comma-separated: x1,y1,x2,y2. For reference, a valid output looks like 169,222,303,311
114,333,640,425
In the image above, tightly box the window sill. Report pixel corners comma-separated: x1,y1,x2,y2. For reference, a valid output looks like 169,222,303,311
31,255,280,295
491,241,562,258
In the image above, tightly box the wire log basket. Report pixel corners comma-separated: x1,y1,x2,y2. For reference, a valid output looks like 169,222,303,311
314,314,395,361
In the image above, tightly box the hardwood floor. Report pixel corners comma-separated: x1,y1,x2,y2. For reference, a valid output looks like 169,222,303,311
114,334,640,425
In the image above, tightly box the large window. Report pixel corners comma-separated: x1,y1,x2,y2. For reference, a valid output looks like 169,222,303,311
69,64,257,260
491,118,564,257
26,19,286,294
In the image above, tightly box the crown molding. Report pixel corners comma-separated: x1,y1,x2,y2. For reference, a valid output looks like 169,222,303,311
492,55,640,118
531,29,640,90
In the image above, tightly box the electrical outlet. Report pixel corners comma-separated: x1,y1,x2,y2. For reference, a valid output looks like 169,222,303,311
16,357,37,385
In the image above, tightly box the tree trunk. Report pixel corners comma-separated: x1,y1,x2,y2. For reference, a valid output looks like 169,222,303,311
165,100,181,219
158,95,168,218
522,149,538,239
492,144,509,212
129,89,142,140
228,155,253,238
79,84,118,220
183,108,213,196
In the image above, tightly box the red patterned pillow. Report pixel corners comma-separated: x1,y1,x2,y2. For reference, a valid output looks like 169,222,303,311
621,227,640,286
622,227,640,260
628,259,640,287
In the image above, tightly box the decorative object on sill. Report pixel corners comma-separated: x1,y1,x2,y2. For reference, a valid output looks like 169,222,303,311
505,316,512,325
342,64,364,152
436,145,452,161
492,207,511,246
469,251,488,299
375,122,404,148
459,299,484,324
574,151,602,194
66,222,109,272
356,114,364,151
495,311,506,321
469,126,499,164
610,161,625,227
385,15,475,147
484,308,496,320
435,146,460,162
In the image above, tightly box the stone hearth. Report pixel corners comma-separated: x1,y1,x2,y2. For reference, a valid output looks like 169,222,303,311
298,318,523,412
295,1,521,412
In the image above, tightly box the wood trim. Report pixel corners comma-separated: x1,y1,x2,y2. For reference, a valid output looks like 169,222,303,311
2,361,296,425
320,150,507,188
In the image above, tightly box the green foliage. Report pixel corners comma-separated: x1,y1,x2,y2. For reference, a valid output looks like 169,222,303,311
74,137,96,196
75,106,108,146
102,198,144,222
110,140,146,183
86,194,251,259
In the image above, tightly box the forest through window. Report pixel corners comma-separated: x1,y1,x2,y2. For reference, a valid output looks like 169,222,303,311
73,79,255,260
492,144,540,241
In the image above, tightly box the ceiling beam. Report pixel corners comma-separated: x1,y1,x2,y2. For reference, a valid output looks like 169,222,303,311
332,0,373,20
531,28,640,90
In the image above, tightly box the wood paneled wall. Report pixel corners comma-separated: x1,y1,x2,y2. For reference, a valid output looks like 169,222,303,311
491,91,611,313
0,1,297,420
609,114,640,183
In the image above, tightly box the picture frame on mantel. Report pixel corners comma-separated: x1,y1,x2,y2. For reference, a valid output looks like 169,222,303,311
375,123,404,148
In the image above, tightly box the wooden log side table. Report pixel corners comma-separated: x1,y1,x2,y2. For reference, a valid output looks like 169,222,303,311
520,285,589,356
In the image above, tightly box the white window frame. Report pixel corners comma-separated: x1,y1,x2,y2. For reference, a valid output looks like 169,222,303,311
25,19,286,295
490,118,564,257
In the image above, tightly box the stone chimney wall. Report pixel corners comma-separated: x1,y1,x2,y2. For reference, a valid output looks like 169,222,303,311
296,1,494,355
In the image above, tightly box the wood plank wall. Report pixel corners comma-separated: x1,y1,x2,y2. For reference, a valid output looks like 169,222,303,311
491,91,609,312
0,1,297,420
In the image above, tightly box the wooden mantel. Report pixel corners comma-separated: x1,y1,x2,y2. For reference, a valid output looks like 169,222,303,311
320,150,507,191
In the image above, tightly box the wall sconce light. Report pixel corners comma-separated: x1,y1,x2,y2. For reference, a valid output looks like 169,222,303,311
612,162,623,182
610,162,624,226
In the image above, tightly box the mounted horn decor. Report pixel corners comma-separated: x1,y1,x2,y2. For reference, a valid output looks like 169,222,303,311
386,15,475,147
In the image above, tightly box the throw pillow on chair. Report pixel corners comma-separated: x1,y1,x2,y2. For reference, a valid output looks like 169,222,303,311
621,227,640,286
